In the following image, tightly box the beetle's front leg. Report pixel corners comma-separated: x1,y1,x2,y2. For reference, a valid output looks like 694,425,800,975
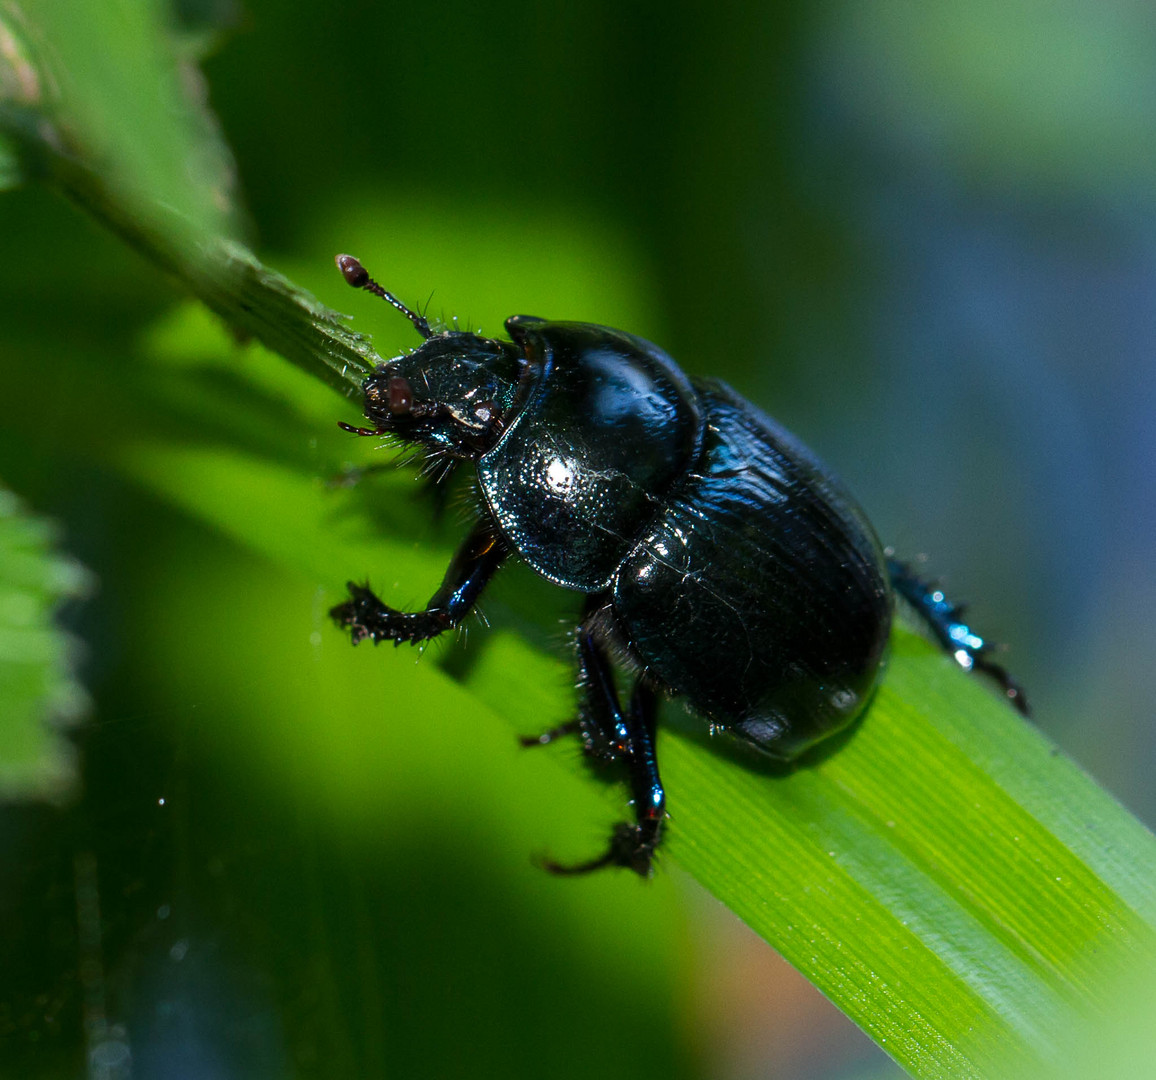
331,517,507,645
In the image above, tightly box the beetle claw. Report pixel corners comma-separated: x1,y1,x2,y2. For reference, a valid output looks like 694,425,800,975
537,822,659,879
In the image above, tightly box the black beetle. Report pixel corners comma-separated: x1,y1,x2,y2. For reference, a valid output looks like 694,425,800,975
331,255,1027,876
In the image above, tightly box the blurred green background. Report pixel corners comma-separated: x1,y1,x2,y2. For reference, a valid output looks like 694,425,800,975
2,0,1155,1077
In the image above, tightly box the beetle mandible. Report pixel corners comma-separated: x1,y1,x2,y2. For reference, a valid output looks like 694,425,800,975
330,254,1027,876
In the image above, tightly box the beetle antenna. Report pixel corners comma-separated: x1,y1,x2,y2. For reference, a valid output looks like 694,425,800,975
335,254,433,340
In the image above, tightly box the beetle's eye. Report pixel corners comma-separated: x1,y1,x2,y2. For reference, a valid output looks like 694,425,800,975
388,376,414,415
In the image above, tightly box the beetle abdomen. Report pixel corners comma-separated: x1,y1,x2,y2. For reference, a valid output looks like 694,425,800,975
611,381,892,760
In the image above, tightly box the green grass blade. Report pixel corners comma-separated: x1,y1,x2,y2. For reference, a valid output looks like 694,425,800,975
1,2,380,399
117,437,1156,1079
10,0,237,242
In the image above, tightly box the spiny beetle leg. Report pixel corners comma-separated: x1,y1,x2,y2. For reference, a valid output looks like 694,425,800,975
537,610,666,877
887,557,1029,716
331,518,507,645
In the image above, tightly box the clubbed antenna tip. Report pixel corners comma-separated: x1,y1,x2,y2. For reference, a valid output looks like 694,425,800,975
335,253,370,289
333,253,433,340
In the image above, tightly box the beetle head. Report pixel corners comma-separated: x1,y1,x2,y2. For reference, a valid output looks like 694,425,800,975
336,255,526,458
362,333,523,457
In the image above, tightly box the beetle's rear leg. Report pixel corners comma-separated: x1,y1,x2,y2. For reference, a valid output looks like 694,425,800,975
887,557,1029,715
332,518,506,645
534,609,666,877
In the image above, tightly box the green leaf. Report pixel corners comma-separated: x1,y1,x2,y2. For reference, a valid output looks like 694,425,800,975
0,487,90,799
117,434,1156,1079
9,0,240,241
1,2,380,399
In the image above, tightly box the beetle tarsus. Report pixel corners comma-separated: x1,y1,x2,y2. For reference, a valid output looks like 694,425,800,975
972,656,1030,716
887,557,1030,716
541,820,661,878
330,582,451,644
